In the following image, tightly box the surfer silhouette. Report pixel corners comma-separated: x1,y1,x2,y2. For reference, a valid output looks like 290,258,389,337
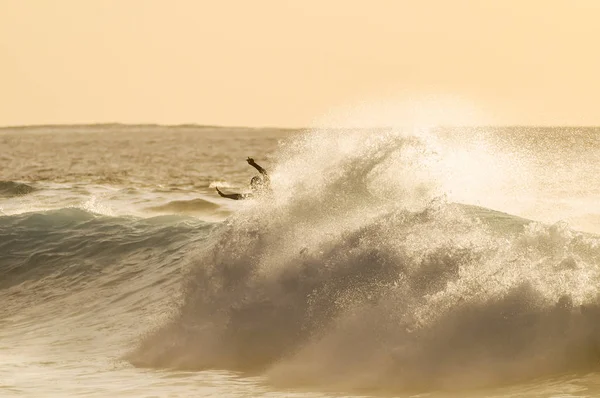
216,157,270,200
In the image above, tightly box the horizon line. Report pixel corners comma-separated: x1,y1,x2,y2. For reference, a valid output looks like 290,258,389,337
1,122,599,131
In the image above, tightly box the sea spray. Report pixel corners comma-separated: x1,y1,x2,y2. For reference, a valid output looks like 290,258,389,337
128,128,600,391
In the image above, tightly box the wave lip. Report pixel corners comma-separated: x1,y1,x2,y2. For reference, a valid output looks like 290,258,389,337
0,181,36,197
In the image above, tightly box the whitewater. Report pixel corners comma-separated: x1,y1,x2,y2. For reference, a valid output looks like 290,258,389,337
2,124,600,397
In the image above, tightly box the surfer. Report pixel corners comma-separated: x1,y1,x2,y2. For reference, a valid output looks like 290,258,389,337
215,157,270,200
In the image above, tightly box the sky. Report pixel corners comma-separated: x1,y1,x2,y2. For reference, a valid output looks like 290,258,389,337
1,0,599,127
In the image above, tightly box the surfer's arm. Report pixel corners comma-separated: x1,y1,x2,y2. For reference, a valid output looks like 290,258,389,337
247,157,268,177
216,187,247,200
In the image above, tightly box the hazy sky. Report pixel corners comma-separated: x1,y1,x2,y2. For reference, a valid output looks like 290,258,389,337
1,0,599,127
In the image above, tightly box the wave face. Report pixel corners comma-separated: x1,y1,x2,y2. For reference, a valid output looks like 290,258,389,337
0,180,36,197
0,208,210,294
127,129,600,392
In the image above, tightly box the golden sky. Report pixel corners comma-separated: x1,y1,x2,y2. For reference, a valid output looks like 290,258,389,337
1,0,599,127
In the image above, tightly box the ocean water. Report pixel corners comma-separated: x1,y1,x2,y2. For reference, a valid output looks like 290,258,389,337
2,124,600,397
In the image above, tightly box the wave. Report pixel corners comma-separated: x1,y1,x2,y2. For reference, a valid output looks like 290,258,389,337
0,181,36,197
146,198,222,215
0,208,211,291
126,128,600,392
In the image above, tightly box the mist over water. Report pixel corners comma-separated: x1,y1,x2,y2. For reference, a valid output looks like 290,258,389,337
2,124,600,397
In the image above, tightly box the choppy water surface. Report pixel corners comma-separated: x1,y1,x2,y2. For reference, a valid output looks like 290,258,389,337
2,125,600,397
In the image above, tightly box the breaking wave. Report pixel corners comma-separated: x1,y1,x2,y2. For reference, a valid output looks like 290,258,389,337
126,128,600,392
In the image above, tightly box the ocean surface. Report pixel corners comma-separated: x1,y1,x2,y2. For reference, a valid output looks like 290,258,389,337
2,124,600,397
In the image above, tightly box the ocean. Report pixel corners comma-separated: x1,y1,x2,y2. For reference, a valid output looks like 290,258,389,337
2,124,600,397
